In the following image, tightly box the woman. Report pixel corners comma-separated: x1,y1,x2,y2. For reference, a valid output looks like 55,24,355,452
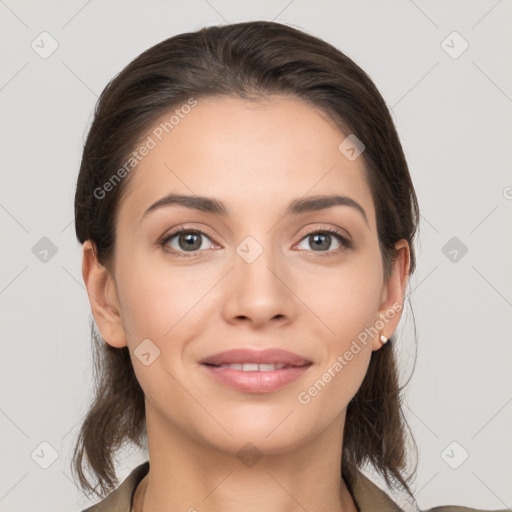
72,20,505,512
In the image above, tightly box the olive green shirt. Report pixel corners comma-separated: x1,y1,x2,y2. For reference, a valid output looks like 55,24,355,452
81,461,509,512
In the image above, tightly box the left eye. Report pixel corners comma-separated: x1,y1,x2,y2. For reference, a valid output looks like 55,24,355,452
296,230,349,252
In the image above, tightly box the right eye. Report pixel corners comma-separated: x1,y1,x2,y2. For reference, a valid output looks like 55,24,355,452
160,227,217,257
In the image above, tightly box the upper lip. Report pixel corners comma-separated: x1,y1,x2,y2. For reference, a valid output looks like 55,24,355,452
201,349,312,367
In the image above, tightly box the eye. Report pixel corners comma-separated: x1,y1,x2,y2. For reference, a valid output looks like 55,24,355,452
160,227,216,257
296,227,352,254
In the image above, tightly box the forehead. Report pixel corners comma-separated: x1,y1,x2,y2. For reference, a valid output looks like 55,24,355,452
117,95,375,229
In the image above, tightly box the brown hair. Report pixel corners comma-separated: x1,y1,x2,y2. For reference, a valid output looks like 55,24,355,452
72,20,420,500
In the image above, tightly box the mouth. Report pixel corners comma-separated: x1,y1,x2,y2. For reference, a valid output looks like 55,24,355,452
200,348,313,393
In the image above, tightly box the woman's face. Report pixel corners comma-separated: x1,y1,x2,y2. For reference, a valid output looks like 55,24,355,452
84,95,409,455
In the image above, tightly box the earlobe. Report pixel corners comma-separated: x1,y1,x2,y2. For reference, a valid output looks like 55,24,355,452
82,240,127,348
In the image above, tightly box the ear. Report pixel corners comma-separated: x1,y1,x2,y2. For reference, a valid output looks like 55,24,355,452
82,240,127,348
371,239,411,352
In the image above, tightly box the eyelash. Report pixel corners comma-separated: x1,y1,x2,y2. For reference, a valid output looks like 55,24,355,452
159,226,353,258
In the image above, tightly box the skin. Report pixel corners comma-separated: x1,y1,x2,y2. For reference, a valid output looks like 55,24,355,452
82,95,410,512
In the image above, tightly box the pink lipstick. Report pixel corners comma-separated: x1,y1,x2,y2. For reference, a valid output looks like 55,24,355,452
200,348,313,393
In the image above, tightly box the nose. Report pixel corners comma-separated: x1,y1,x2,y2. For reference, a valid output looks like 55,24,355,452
221,242,296,329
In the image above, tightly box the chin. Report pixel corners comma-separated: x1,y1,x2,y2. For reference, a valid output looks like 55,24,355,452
197,414,316,455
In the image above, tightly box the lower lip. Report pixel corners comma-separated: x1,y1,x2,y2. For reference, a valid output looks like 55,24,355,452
201,364,312,393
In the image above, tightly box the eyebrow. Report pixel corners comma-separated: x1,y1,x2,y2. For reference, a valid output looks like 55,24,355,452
141,193,369,227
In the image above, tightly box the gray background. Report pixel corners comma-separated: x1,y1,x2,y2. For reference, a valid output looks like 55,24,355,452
1,1,511,511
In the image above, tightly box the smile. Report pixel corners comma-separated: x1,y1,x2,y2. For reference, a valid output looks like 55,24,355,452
201,363,312,393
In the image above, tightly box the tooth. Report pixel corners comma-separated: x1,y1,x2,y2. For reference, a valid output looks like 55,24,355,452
216,363,288,371
242,363,259,372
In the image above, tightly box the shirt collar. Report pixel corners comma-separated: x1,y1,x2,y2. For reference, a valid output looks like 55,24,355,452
82,460,403,512
346,465,404,511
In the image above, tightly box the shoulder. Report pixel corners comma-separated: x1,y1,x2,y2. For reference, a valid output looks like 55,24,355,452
347,467,509,512
80,461,149,512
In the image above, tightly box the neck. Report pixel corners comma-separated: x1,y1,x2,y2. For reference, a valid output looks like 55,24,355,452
134,404,357,512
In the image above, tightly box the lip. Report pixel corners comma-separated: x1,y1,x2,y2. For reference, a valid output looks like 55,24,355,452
200,349,313,393
200,348,312,367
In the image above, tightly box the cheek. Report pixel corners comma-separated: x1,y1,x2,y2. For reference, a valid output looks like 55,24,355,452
114,246,209,342
115,264,205,404
296,265,379,419
303,251,384,340
297,250,382,397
